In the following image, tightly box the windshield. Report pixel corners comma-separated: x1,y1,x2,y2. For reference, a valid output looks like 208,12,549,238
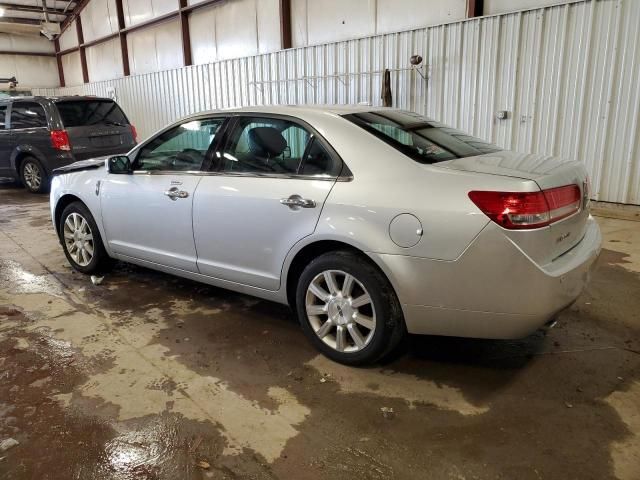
56,100,129,128
343,110,501,164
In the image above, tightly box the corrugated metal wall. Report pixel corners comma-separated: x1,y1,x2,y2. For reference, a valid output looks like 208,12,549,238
35,0,640,205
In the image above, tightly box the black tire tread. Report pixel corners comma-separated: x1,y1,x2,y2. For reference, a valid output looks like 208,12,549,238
296,250,405,366
20,156,49,194
59,201,113,274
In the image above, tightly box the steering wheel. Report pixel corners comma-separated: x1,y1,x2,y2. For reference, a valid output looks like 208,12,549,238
174,148,203,165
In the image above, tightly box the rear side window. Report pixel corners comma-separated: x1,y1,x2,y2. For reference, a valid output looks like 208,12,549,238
219,116,336,177
0,105,6,129
10,102,47,129
344,111,501,164
55,100,129,128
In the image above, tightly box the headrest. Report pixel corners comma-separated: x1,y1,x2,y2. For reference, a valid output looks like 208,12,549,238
248,127,287,157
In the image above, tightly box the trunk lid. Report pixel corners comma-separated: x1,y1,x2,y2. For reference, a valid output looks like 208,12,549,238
437,151,591,262
54,99,136,161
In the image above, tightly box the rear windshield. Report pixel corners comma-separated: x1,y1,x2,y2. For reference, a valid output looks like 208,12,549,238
343,110,501,164
55,100,129,128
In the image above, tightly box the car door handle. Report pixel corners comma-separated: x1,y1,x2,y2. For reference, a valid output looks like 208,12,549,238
164,187,189,200
280,194,316,209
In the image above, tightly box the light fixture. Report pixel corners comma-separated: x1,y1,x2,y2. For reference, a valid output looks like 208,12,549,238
0,7,5,16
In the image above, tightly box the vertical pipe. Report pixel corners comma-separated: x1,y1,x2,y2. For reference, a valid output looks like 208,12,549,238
179,0,193,66
115,0,130,76
75,15,89,83
54,38,65,87
467,0,484,18
280,0,292,49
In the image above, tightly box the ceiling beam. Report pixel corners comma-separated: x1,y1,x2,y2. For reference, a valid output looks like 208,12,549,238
0,17,41,25
0,50,55,56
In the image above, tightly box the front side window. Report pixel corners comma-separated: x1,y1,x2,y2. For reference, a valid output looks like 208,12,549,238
56,100,129,127
10,102,47,129
134,118,225,172
344,110,501,164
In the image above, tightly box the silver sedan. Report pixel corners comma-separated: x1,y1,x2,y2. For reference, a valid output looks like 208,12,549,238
50,106,602,365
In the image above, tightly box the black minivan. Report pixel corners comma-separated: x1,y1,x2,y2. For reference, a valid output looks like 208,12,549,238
0,96,137,193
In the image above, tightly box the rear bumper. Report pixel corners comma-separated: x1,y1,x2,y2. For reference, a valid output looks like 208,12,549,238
371,216,602,339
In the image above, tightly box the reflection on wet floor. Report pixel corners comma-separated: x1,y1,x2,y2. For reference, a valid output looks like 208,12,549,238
1,182,640,479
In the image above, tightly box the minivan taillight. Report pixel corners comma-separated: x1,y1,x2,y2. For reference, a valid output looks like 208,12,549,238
468,185,581,230
50,130,71,151
130,124,139,143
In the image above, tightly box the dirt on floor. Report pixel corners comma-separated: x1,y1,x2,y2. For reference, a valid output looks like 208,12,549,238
0,180,639,480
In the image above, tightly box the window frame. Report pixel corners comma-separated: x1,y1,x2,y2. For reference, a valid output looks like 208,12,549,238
0,103,7,130
8,101,49,130
128,114,232,174
210,113,349,181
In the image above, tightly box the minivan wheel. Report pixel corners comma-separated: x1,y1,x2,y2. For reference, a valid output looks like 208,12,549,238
21,157,48,193
296,251,405,366
59,202,113,274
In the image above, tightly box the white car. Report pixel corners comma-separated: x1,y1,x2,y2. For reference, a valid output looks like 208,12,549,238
50,106,601,365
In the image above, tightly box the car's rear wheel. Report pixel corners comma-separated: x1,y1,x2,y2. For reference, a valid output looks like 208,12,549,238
59,202,113,274
296,250,405,365
21,157,48,193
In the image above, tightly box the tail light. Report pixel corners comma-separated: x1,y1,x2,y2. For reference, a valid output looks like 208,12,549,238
468,185,581,230
50,130,71,151
130,124,139,143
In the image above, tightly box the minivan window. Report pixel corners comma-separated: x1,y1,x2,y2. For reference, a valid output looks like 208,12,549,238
344,111,501,164
10,102,47,129
0,105,6,128
56,100,129,128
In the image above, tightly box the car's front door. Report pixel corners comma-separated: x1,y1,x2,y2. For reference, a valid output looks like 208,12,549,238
101,116,227,272
0,104,11,175
193,115,343,290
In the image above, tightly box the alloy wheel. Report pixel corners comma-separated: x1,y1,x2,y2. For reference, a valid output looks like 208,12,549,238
305,269,376,353
63,212,95,267
23,162,42,190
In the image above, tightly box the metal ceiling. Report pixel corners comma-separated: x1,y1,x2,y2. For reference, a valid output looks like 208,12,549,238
0,1,76,26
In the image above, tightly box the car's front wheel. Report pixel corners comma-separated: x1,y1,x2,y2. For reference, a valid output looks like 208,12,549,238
296,250,405,365
59,202,113,274
21,157,48,193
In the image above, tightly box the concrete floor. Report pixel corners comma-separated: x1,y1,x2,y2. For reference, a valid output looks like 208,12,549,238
0,181,639,480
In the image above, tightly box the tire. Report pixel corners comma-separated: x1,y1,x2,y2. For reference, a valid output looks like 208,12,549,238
59,202,113,274
295,250,405,366
20,156,49,193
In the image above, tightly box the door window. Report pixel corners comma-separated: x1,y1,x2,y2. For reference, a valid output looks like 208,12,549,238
134,118,225,172
220,117,318,175
10,102,47,129
0,105,6,129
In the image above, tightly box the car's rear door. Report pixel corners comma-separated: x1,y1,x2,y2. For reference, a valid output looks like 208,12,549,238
55,99,136,160
101,115,228,272
192,114,343,290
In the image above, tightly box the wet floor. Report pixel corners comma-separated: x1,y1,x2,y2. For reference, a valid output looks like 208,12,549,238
1,180,639,479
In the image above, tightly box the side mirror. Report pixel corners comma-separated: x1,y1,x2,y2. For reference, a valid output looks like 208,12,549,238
108,155,132,174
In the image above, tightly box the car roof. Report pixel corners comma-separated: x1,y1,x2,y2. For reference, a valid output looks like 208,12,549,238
177,104,398,125
0,95,114,103
218,104,391,115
